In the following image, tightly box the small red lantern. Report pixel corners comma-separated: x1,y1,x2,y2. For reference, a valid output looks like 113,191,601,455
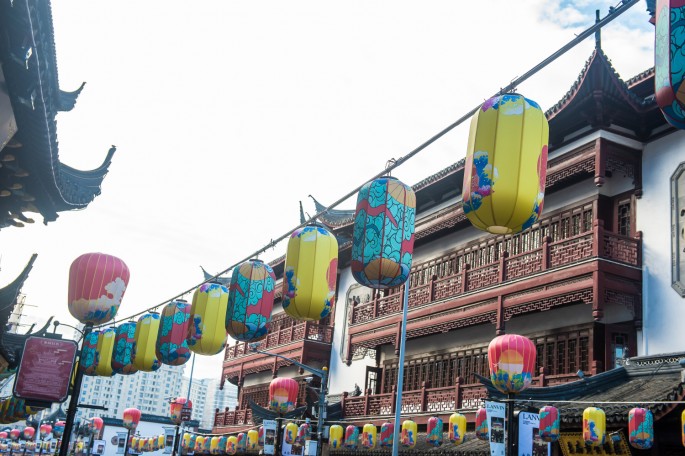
0,431,7,439
122,408,141,431
268,377,299,413
68,253,130,325
488,334,536,394
475,408,488,440
22,427,35,441
53,422,65,438
39,424,52,439
88,417,104,436
9,430,19,441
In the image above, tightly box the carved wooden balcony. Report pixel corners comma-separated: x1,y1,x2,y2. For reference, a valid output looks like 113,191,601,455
346,200,642,361
222,321,334,383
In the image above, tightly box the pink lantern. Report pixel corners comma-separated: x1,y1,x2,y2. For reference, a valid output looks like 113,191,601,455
170,398,192,425
488,334,536,394
88,417,104,436
53,422,65,438
122,408,141,431
22,427,35,441
38,424,52,439
68,253,130,325
0,432,7,439
9,430,19,441
268,377,299,413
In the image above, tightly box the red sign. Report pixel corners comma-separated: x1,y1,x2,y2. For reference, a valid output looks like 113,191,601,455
13,336,77,403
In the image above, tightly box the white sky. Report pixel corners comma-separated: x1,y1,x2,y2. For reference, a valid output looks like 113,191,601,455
0,1,654,380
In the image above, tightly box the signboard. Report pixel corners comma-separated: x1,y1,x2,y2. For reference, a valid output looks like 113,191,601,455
486,400,506,456
518,411,550,456
92,440,106,456
115,432,127,454
181,406,192,422
263,420,277,455
13,337,77,403
164,428,175,454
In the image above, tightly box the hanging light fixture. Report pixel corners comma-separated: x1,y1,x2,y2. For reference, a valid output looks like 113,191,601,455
258,426,265,448
379,421,393,448
351,176,416,289
475,408,488,440
268,377,299,413
488,334,536,394
296,423,310,445
283,224,339,321
329,425,343,449
284,423,298,445
79,332,99,376
226,259,276,342
655,0,685,129
133,313,162,372
112,322,138,375
448,413,466,445
247,429,259,450
156,299,192,366
628,407,653,450
22,427,35,440
122,408,141,431
95,328,117,377
226,436,238,455
463,94,549,234
202,435,211,454
427,417,443,447
344,426,359,450
218,435,228,454
582,407,606,447
68,253,130,325
38,424,52,440
188,282,229,355
539,406,560,443
400,420,417,448
361,424,376,450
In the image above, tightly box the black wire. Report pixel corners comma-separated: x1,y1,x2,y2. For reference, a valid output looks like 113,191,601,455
96,0,640,329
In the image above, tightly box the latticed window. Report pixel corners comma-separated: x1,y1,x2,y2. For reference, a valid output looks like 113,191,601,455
617,198,632,236
533,329,591,376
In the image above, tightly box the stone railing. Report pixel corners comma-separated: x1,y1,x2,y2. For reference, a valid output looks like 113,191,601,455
225,322,334,360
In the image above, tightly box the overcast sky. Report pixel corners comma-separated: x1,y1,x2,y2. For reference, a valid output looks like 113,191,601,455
1,1,653,380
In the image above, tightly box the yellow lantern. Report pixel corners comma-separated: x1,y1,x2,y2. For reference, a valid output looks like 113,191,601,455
210,436,220,454
449,412,466,445
284,422,298,445
361,423,377,449
157,435,165,451
463,94,549,234
131,437,139,453
329,424,344,450
226,436,238,455
194,436,204,453
133,313,161,372
247,429,259,450
583,407,606,447
188,283,229,355
182,433,192,451
95,328,116,377
283,224,339,321
401,420,417,448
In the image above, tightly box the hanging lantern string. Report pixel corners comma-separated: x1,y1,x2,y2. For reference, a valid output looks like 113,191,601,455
93,0,639,329
502,398,685,405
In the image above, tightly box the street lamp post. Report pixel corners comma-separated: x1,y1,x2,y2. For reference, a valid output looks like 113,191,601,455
250,346,328,456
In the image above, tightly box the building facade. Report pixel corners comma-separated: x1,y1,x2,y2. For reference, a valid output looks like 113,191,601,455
181,377,237,431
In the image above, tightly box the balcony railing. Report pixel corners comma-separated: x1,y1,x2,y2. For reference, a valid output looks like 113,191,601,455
340,372,579,418
350,208,640,326
225,322,334,361
213,407,253,427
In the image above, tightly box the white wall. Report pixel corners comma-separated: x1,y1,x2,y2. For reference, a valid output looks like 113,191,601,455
637,129,685,355
100,421,176,456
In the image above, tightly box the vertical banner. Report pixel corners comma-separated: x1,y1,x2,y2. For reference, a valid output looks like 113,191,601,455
518,412,550,456
116,433,127,455
263,420,277,455
164,428,176,454
486,401,506,456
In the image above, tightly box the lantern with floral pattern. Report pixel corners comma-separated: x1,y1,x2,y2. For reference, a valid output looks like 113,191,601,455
95,328,117,377
133,313,161,372
449,413,466,445
156,300,192,366
583,407,606,447
79,332,100,376
226,436,237,455
427,417,443,447
655,0,685,129
380,422,394,448
628,407,653,450
226,260,276,342
539,406,560,443
344,426,359,450
488,334,536,394
112,322,138,375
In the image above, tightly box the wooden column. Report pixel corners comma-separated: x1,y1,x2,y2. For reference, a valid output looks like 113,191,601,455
495,295,505,335
594,137,606,186
454,377,463,410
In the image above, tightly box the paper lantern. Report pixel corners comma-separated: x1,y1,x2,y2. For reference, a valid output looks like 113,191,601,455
344,426,359,450
88,417,104,436
380,421,394,448
217,436,227,453
296,423,310,445
488,334,536,394
53,422,65,438
188,282,229,355
38,424,52,439
352,177,416,289
427,417,443,447
157,300,192,366
151,436,160,451
8,430,18,441
209,436,220,455
583,407,606,447
449,413,466,445
181,433,191,451
122,408,141,431
226,260,276,342
268,377,299,413
401,420,417,448
203,435,212,453
158,435,165,451
68,253,130,324
226,436,238,455
247,429,259,450
655,0,685,129
329,425,343,449
258,426,264,447
133,313,162,372
22,427,34,440
237,433,248,452
170,398,192,425
475,408,488,440
284,422,298,445
629,407,653,450
0,431,7,439
682,409,685,447
112,322,138,375
11,398,26,421
539,406,560,443
283,224,339,321
463,94,549,234
131,437,139,452
10,443,19,451
95,328,117,377
25,442,36,451
187,435,197,453
79,332,100,376
193,436,204,452
362,424,377,449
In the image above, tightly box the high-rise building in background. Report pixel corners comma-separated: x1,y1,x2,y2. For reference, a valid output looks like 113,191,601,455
180,377,237,430
77,364,184,421
213,383,238,413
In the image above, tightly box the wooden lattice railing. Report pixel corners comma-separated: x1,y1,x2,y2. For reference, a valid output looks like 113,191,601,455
225,322,333,360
